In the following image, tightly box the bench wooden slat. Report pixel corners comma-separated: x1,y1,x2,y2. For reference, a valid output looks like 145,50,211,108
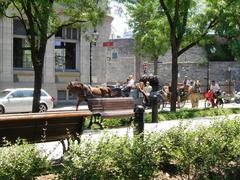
87,97,135,128
0,111,92,146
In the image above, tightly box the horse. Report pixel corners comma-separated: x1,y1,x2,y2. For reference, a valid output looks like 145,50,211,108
67,81,91,110
160,81,201,108
188,80,201,108
67,81,112,110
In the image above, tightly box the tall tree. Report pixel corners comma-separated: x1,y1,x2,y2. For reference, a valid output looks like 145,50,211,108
126,0,169,75
0,0,108,112
119,0,239,111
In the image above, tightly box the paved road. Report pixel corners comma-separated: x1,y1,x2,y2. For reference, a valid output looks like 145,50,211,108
51,100,240,112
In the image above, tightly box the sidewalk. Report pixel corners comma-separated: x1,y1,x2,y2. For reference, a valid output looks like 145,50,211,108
38,113,240,160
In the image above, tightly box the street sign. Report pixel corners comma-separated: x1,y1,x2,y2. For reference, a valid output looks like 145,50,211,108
103,41,114,47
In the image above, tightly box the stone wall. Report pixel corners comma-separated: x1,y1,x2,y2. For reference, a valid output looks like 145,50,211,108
105,39,136,84
138,46,240,91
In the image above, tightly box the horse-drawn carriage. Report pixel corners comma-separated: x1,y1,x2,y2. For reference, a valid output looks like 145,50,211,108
160,82,201,108
67,81,165,111
67,80,201,111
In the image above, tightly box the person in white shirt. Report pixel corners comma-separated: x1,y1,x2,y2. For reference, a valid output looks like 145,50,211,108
183,76,190,86
210,80,221,97
127,74,135,88
144,81,152,96
122,74,135,96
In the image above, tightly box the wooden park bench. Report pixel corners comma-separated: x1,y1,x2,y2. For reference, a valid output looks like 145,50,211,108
0,110,92,151
87,97,135,129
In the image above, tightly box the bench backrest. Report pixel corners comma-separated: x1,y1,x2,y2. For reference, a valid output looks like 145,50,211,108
0,111,92,146
88,97,134,112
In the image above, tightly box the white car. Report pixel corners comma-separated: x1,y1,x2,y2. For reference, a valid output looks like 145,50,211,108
0,88,55,114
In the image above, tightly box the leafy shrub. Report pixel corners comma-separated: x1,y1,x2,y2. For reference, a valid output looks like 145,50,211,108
61,118,240,179
0,139,50,180
158,119,240,179
60,135,161,180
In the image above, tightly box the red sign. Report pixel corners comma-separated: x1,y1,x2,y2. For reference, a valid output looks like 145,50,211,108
143,63,147,74
103,41,114,47
143,63,147,70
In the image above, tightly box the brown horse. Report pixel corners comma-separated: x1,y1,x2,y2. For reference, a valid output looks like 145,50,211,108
67,81,111,110
67,81,91,110
188,80,201,108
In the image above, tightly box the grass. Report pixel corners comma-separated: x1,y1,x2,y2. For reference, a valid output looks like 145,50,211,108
84,108,240,129
144,108,240,122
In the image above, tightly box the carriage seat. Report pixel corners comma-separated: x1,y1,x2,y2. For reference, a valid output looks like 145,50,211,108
87,97,135,129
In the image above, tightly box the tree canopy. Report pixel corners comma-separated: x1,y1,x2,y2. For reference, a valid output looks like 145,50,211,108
117,0,240,111
0,0,108,112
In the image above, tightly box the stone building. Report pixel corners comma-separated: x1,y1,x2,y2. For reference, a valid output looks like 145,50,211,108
0,15,239,106
0,16,113,104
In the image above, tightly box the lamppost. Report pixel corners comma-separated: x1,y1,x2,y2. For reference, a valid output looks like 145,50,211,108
208,47,216,90
89,29,99,85
228,66,232,94
206,58,210,90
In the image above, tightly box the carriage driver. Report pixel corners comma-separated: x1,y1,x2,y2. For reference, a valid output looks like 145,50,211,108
183,76,191,86
127,74,135,88
122,74,135,96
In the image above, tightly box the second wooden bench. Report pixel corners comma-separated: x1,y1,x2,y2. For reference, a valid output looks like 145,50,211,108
87,97,135,129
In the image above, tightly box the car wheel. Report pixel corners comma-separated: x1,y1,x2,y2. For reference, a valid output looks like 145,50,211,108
39,103,47,112
0,106,4,114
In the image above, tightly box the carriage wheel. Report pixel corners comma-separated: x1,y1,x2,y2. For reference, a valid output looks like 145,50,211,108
178,100,186,108
216,98,224,108
204,99,212,108
177,96,186,108
157,96,164,112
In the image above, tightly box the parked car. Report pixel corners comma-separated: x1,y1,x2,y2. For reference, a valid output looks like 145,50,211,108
0,88,55,114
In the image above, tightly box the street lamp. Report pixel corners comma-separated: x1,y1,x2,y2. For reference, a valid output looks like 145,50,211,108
228,66,232,94
89,29,99,85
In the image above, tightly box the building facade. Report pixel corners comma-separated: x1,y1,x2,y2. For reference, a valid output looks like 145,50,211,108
0,16,113,104
1,16,239,106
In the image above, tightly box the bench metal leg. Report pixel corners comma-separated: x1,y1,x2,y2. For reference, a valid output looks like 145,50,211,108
87,115,103,129
87,116,93,129
61,139,67,153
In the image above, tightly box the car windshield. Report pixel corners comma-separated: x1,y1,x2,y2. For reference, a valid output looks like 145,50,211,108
0,91,11,98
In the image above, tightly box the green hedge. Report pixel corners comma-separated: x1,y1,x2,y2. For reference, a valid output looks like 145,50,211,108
0,140,50,180
84,108,240,129
2,117,240,179
60,119,240,179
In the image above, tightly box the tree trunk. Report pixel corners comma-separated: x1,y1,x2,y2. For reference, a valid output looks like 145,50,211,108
32,64,43,112
32,45,46,113
170,49,179,112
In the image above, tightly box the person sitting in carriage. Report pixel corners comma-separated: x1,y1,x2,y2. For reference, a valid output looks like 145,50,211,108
122,74,135,96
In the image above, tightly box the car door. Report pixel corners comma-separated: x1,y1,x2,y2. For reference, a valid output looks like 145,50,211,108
6,90,25,112
22,90,34,112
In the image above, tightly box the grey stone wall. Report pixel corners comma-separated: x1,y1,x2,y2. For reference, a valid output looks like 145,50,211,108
139,46,240,91
105,39,136,84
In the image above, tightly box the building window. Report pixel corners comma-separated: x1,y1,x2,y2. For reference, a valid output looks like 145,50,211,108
55,27,78,71
68,91,77,100
57,90,66,100
55,41,76,70
55,27,78,40
13,38,32,68
13,19,26,35
112,51,118,60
